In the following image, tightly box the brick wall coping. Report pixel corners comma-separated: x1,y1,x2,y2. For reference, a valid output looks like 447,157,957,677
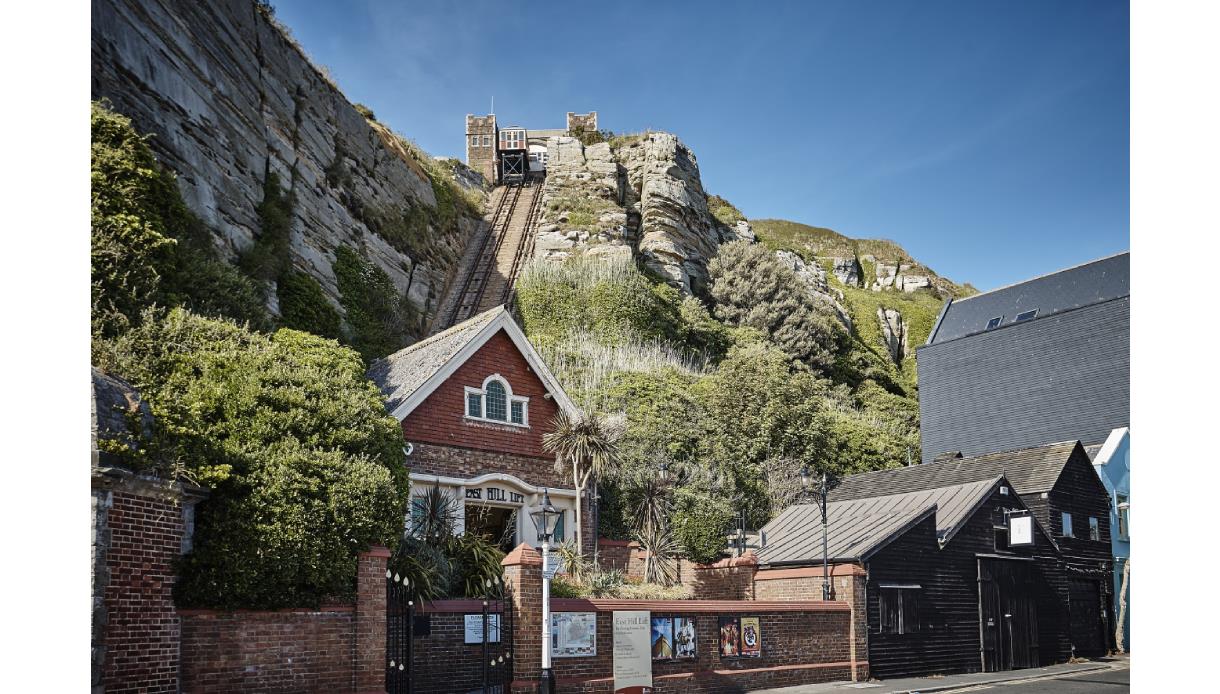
502,542,543,566
418,599,506,614
754,564,867,580
693,552,757,569
178,605,355,616
361,545,391,559
553,660,861,687
597,538,632,547
550,598,850,613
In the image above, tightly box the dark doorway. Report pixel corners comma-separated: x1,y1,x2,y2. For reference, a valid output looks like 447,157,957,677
979,559,1041,672
1069,578,1108,657
465,505,518,552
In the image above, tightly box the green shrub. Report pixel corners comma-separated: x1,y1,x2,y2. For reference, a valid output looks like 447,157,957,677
95,308,408,608
671,487,733,564
707,194,746,226
354,103,376,120
708,241,846,372
333,245,420,361
278,270,341,339
240,170,295,282
91,101,268,339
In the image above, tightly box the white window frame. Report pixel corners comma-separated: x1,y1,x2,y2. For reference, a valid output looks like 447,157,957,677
1014,309,1038,322
1116,493,1129,541
1061,511,1074,538
470,135,480,147
483,135,491,147
464,374,530,428
1088,516,1100,541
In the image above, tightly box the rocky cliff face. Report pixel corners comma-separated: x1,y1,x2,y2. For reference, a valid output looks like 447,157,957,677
535,132,748,295
91,0,483,328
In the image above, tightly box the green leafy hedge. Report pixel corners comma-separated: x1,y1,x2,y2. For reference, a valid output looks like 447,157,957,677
278,270,341,339
96,308,408,608
333,245,420,361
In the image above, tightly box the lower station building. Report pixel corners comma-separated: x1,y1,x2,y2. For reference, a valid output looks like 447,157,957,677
368,306,594,555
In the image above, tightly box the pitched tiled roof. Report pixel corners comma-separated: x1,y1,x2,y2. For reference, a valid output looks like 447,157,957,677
758,478,1001,565
927,252,1128,345
367,306,505,414
832,440,1080,501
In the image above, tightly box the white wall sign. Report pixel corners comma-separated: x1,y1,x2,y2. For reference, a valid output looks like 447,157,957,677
464,614,500,644
613,610,653,693
1009,515,1033,546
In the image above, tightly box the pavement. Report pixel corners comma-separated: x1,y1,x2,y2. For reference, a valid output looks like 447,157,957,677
753,656,1129,694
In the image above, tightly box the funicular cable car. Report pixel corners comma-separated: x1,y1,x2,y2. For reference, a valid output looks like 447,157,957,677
499,127,527,183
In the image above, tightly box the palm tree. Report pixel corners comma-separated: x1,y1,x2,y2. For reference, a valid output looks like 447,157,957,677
543,409,622,558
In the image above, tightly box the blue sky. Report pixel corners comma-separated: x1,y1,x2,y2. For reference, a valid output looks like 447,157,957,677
274,0,1128,291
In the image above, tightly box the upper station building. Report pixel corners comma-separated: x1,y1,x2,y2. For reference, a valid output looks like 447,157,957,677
367,306,593,555
466,111,597,184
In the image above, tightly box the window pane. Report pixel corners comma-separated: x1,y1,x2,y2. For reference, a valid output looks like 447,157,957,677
511,401,524,424
1089,517,1100,541
880,588,899,634
467,392,482,418
553,511,565,543
901,590,919,634
485,381,507,421
1061,512,1073,537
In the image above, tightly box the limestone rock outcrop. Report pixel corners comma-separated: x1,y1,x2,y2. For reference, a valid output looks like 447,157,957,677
775,251,853,330
831,257,862,287
877,307,908,364
91,0,483,333
869,259,932,294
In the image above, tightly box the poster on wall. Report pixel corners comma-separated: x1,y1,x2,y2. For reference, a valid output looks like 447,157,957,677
552,612,597,657
673,617,697,659
463,614,500,644
739,617,761,657
613,611,653,693
718,616,740,657
650,617,673,660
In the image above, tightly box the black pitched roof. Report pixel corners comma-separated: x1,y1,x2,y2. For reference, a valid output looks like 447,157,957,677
831,440,1082,501
927,252,1128,345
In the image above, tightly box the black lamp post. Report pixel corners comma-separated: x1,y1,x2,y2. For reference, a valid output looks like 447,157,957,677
801,466,839,601
529,489,562,694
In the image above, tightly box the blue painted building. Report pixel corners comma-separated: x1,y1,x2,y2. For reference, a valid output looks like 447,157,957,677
1089,427,1130,652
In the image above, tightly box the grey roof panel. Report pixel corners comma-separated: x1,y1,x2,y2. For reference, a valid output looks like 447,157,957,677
366,306,505,413
834,441,1079,500
758,478,1000,565
928,252,1128,344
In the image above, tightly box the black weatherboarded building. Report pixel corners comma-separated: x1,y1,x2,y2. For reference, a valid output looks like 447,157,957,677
917,252,1129,464
759,441,1114,679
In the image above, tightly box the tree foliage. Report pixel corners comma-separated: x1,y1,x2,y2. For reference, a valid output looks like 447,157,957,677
91,101,268,340
333,245,420,361
95,308,408,608
708,240,846,372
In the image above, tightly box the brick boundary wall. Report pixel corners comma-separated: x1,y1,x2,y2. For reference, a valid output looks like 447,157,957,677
500,544,864,693
92,468,207,694
178,548,389,693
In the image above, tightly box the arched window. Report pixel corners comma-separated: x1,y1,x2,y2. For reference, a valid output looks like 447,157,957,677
485,380,507,421
465,375,530,427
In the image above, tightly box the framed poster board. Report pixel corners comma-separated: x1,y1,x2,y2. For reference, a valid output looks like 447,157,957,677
1009,514,1034,546
463,614,500,644
718,616,740,657
673,617,697,659
552,612,597,657
740,616,761,657
650,617,673,660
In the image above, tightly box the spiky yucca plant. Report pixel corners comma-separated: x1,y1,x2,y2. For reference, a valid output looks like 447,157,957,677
543,409,622,557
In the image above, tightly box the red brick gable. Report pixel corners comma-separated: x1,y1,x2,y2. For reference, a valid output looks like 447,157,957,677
401,328,559,459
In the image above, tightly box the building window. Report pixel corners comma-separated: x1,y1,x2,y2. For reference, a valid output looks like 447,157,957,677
986,316,1003,330
879,586,920,635
1015,309,1038,322
470,135,480,147
1116,494,1129,541
483,135,490,146
464,375,529,427
553,510,565,543
1089,516,1100,541
1061,512,1074,538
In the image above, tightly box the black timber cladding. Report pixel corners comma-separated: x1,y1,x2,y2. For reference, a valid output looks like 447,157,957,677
917,296,1129,464
928,252,1128,344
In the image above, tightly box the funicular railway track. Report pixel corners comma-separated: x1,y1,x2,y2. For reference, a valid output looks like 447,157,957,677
437,176,544,329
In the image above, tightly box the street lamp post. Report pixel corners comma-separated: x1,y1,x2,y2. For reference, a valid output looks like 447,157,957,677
529,489,562,694
801,466,839,601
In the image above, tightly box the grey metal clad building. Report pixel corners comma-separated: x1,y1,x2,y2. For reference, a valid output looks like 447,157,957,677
917,252,1129,464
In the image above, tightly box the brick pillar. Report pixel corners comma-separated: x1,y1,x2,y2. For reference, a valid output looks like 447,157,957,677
502,543,543,693
840,572,869,682
356,546,390,693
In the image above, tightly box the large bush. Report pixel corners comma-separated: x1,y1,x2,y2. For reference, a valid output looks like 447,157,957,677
708,241,845,372
91,101,268,339
96,308,408,608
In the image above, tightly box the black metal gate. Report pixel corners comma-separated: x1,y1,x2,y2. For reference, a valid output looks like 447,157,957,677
386,569,415,694
385,570,515,694
979,559,1040,672
1068,577,1107,657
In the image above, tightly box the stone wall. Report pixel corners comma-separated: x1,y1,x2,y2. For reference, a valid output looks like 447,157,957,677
92,0,483,330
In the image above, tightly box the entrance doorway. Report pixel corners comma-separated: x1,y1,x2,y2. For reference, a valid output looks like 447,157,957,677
979,558,1041,671
1069,578,1108,657
465,504,519,552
